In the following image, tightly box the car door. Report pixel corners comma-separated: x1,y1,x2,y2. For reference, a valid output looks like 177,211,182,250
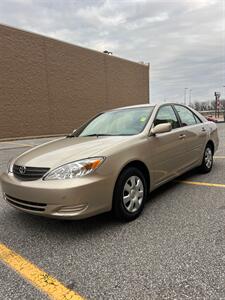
173,105,207,166
149,105,188,186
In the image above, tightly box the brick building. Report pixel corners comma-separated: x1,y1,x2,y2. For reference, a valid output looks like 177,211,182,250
0,24,149,139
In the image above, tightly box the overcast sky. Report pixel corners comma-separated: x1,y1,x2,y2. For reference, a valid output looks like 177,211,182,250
0,0,224,104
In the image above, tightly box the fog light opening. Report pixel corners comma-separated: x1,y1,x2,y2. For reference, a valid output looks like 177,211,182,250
53,204,88,216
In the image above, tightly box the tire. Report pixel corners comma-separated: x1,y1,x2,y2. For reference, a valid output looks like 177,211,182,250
199,144,213,173
113,167,148,221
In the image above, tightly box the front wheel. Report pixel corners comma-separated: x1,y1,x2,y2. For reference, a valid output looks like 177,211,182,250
113,167,148,221
199,144,213,173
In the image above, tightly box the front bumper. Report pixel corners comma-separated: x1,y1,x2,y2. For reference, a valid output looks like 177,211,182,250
0,172,113,219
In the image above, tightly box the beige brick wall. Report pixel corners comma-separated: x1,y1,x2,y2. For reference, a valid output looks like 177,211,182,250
0,24,149,139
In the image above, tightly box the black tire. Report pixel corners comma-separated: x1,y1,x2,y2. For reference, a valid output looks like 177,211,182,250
113,167,148,221
199,144,213,173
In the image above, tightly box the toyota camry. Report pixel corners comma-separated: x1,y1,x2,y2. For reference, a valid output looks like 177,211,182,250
0,103,219,221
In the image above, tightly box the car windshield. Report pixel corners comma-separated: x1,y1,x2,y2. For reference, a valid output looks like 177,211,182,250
76,107,154,137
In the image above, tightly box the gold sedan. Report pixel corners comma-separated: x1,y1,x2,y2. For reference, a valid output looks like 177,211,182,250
0,104,219,221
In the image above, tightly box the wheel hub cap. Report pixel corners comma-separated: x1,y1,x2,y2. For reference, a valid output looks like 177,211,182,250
205,148,212,168
123,175,144,213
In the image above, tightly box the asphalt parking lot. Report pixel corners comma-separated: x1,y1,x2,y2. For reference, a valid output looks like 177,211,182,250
0,126,225,300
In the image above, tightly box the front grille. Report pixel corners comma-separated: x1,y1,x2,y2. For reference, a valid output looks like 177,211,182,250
5,194,47,212
13,165,50,181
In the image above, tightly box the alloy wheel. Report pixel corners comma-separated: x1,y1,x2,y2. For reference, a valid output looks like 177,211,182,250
123,175,144,213
205,147,213,169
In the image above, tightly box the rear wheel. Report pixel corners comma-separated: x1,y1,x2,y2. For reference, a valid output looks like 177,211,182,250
199,144,213,173
113,167,148,221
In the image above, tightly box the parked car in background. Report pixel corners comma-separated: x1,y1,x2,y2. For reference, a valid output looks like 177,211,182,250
206,115,218,123
0,103,219,221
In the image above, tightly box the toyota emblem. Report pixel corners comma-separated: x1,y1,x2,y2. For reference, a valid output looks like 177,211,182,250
19,166,26,174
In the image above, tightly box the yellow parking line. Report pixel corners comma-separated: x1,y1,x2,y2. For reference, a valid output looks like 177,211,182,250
214,156,225,158
176,180,225,188
0,243,84,300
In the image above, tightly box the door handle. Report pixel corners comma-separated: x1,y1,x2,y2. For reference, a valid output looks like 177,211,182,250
202,127,206,132
179,134,186,139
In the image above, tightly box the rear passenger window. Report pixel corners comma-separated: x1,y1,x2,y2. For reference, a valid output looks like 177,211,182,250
174,105,199,126
154,105,180,129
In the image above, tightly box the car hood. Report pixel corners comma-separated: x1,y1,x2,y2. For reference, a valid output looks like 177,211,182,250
15,136,135,169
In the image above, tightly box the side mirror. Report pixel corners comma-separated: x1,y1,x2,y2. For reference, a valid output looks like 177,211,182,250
150,123,172,135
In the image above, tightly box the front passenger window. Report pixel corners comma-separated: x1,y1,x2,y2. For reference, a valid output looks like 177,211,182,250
154,105,180,129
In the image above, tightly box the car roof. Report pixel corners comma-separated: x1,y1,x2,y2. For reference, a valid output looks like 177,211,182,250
106,102,190,113
106,104,155,112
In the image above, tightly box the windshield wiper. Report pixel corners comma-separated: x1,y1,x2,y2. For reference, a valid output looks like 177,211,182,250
66,133,77,138
81,134,115,137
68,133,134,138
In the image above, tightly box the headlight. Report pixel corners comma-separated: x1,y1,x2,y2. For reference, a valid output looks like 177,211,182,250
8,158,16,173
43,157,105,180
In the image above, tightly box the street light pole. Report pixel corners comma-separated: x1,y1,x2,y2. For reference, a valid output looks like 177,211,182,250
184,88,188,105
189,89,192,106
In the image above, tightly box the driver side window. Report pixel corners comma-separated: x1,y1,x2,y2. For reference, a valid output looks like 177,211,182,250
154,105,180,129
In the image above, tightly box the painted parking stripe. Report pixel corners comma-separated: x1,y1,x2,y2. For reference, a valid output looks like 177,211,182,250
214,156,225,158
176,180,225,188
0,243,84,300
